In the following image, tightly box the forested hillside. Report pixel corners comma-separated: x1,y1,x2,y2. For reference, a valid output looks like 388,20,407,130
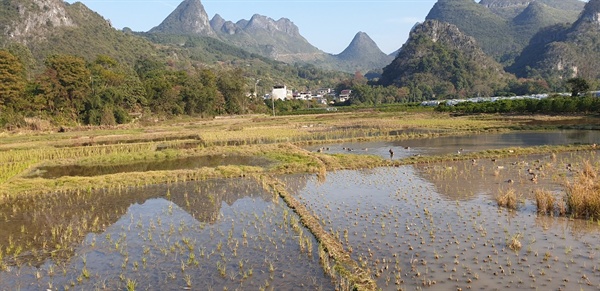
0,0,350,129
379,20,512,100
426,0,584,64
509,0,600,86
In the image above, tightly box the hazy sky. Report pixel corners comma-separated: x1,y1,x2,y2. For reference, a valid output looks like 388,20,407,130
65,0,437,54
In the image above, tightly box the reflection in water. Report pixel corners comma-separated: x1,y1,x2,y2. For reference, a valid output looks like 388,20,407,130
291,166,600,290
304,130,600,159
0,179,272,266
26,155,273,179
0,179,332,290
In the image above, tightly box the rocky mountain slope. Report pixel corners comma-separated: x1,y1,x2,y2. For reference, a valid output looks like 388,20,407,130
426,0,585,64
0,0,162,71
148,0,215,36
509,0,600,80
379,20,512,98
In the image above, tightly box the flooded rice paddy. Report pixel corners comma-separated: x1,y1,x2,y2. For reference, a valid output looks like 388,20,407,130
2,130,600,290
286,150,600,290
25,155,273,179
305,130,600,159
0,179,331,290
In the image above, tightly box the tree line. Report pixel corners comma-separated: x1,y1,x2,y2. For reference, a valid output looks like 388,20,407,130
434,95,600,114
333,71,577,107
0,50,268,129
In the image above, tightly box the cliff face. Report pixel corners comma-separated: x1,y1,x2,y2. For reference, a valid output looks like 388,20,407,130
209,13,319,61
3,0,74,43
243,14,301,38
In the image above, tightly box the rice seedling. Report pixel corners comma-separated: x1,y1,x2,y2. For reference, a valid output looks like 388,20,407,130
126,278,137,291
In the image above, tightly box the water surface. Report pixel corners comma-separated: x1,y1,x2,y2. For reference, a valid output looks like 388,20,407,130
305,130,600,159
0,178,332,290
26,155,273,179
287,153,600,290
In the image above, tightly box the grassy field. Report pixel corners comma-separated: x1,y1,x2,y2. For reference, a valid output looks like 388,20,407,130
1,112,597,197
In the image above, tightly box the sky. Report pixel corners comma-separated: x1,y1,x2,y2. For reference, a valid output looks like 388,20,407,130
65,0,438,55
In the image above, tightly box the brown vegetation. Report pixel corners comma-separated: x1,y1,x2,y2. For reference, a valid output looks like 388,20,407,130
534,189,556,215
495,188,520,210
565,160,600,220
258,174,376,290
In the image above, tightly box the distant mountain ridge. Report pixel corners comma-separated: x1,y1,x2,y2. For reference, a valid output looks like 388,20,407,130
150,0,392,73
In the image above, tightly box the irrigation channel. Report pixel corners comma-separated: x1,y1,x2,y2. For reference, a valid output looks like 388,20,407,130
1,130,600,290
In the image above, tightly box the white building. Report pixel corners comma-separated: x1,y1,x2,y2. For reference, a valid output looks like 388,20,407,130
271,85,290,100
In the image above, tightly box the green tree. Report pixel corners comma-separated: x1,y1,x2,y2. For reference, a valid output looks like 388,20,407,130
217,69,246,114
0,50,26,113
566,77,590,97
83,55,146,124
36,54,91,120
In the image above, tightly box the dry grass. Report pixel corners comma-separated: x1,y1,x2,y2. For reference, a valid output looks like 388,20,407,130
565,160,600,219
495,188,520,210
534,189,556,215
507,233,522,251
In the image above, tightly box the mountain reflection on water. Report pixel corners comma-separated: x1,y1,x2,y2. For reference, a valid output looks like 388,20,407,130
0,177,331,290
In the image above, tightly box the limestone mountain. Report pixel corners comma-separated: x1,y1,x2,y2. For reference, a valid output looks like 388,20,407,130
0,0,163,71
1,0,74,43
212,14,321,62
0,0,351,94
334,32,394,72
426,0,585,64
379,20,512,99
153,0,391,73
425,0,514,61
480,0,584,20
149,0,215,36
509,0,600,81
